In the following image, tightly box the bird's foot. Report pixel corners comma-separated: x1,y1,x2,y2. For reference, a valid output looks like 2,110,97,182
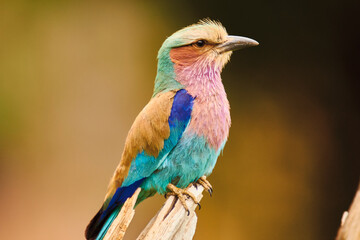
196,176,213,196
166,183,200,215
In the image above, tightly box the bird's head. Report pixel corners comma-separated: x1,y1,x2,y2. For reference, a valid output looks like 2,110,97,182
153,19,258,96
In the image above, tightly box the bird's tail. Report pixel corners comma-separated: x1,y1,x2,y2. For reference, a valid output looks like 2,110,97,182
85,178,146,240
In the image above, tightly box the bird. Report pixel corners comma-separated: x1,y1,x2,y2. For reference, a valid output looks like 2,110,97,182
85,19,258,240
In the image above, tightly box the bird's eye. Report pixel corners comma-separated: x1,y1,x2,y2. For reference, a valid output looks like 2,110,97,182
194,40,206,47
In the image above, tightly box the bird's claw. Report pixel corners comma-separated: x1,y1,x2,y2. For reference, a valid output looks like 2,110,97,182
196,176,213,197
166,183,200,215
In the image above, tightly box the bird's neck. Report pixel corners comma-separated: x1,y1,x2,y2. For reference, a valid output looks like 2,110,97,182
153,49,184,97
176,63,224,98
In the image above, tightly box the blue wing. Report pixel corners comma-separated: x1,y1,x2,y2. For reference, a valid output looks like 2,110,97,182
121,89,194,186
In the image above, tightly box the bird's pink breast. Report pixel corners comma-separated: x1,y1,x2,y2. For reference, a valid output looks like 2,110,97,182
170,48,231,150
187,90,230,150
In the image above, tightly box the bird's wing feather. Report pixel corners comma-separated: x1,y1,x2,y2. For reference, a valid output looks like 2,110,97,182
104,89,194,202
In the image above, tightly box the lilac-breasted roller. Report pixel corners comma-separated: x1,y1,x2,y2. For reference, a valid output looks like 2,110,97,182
85,19,258,239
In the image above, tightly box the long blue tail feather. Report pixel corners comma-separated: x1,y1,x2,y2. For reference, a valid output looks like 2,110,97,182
96,207,120,240
85,178,146,240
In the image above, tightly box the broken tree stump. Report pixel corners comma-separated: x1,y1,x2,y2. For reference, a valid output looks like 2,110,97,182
103,184,204,240
336,183,360,240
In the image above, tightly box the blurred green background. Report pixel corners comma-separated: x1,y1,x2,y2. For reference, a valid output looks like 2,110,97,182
0,0,359,239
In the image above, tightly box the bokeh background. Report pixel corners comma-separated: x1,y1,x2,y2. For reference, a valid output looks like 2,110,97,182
0,0,359,239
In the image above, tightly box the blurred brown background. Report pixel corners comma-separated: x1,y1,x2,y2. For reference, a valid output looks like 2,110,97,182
0,0,359,239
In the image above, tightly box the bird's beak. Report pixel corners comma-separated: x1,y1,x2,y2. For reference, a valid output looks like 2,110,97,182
216,35,259,54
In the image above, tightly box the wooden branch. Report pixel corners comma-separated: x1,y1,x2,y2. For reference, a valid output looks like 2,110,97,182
336,183,360,240
103,184,204,240
137,184,204,240
104,188,141,240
